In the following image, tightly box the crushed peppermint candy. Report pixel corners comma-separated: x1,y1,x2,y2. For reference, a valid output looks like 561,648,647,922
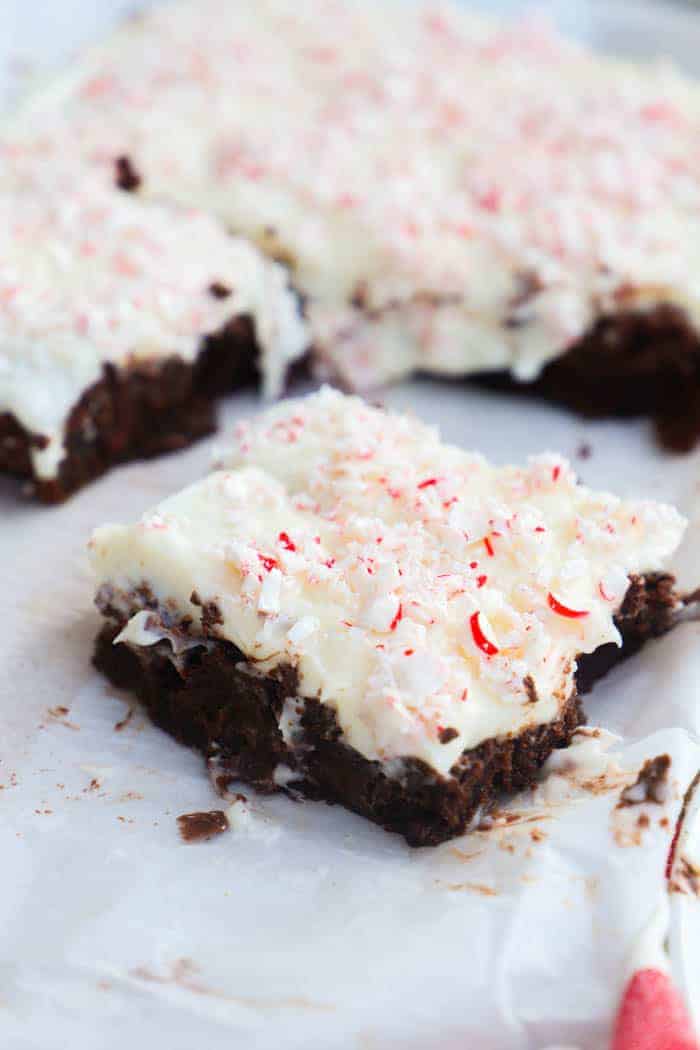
0,163,308,481
90,388,686,776
10,0,700,395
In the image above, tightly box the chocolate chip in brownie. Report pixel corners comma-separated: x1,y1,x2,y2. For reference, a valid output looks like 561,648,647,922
115,154,142,192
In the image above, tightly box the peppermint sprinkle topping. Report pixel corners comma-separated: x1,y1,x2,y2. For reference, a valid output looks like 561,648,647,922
90,388,686,777
547,592,590,619
470,611,499,657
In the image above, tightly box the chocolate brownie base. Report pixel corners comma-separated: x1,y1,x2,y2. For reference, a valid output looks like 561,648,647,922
93,574,678,847
0,316,260,504
575,572,679,693
94,621,582,846
474,305,700,452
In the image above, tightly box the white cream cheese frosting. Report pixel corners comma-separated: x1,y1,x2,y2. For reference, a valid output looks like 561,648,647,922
8,0,700,390
89,388,686,777
0,165,308,479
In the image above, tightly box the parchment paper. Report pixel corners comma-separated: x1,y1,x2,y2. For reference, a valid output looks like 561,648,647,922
2,379,700,1050
2,1,700,1046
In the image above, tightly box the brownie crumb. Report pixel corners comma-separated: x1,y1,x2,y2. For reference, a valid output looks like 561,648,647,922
190,591,224,633
523,675,538,704
114,706,135,732
670,857,700,897
350,281,369,310
177,810,230,843
439,727,459,745
618,754,671,807
208,282,232,300
504,269,545,328
115,154,141,192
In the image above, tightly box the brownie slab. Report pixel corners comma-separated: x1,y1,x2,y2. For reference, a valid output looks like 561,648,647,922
94,620,585,847
14,0,700,448
93,566,680,846
0,174,308,502
472,305,700,453
89,389,687,844
0,319,257,503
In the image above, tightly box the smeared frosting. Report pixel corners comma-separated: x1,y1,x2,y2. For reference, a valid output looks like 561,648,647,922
7,0,700,390
89,388,686,776
0,165,308,478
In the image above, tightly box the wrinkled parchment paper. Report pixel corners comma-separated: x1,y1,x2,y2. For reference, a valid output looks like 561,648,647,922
2,379,700,1050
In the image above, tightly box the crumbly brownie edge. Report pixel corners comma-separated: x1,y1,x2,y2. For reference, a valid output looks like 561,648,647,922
473,305,700,452
92,572,679,847
93,619,583,847
0,315,261,504
575,572,679,693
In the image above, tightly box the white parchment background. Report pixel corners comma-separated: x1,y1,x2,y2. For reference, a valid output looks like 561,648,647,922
2,1,700,1047
2,378,700,1050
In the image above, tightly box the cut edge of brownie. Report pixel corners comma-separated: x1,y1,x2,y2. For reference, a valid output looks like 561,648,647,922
470,304,700,453
0,315,274,504
92,572,680,847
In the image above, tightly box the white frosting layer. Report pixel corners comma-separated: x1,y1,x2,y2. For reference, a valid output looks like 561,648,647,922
8,0,700,389
0,166,308,478
89,388,686,777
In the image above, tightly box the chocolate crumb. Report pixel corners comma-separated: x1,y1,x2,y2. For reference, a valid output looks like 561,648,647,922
439,727,459,745
576,442,592,460
177,810,230,843
671,857,700,897
208,282,232,300
114,705,135,732
618,754,671,807
190,591,224,633
350,281,369,310
504,269,545,328
523,675,538,704
46,706,80,730
115,154,141,192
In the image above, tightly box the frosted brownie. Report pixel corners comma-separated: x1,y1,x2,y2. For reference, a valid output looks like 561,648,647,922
90,389,686,845
0,170,308,501
12,0,700,449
